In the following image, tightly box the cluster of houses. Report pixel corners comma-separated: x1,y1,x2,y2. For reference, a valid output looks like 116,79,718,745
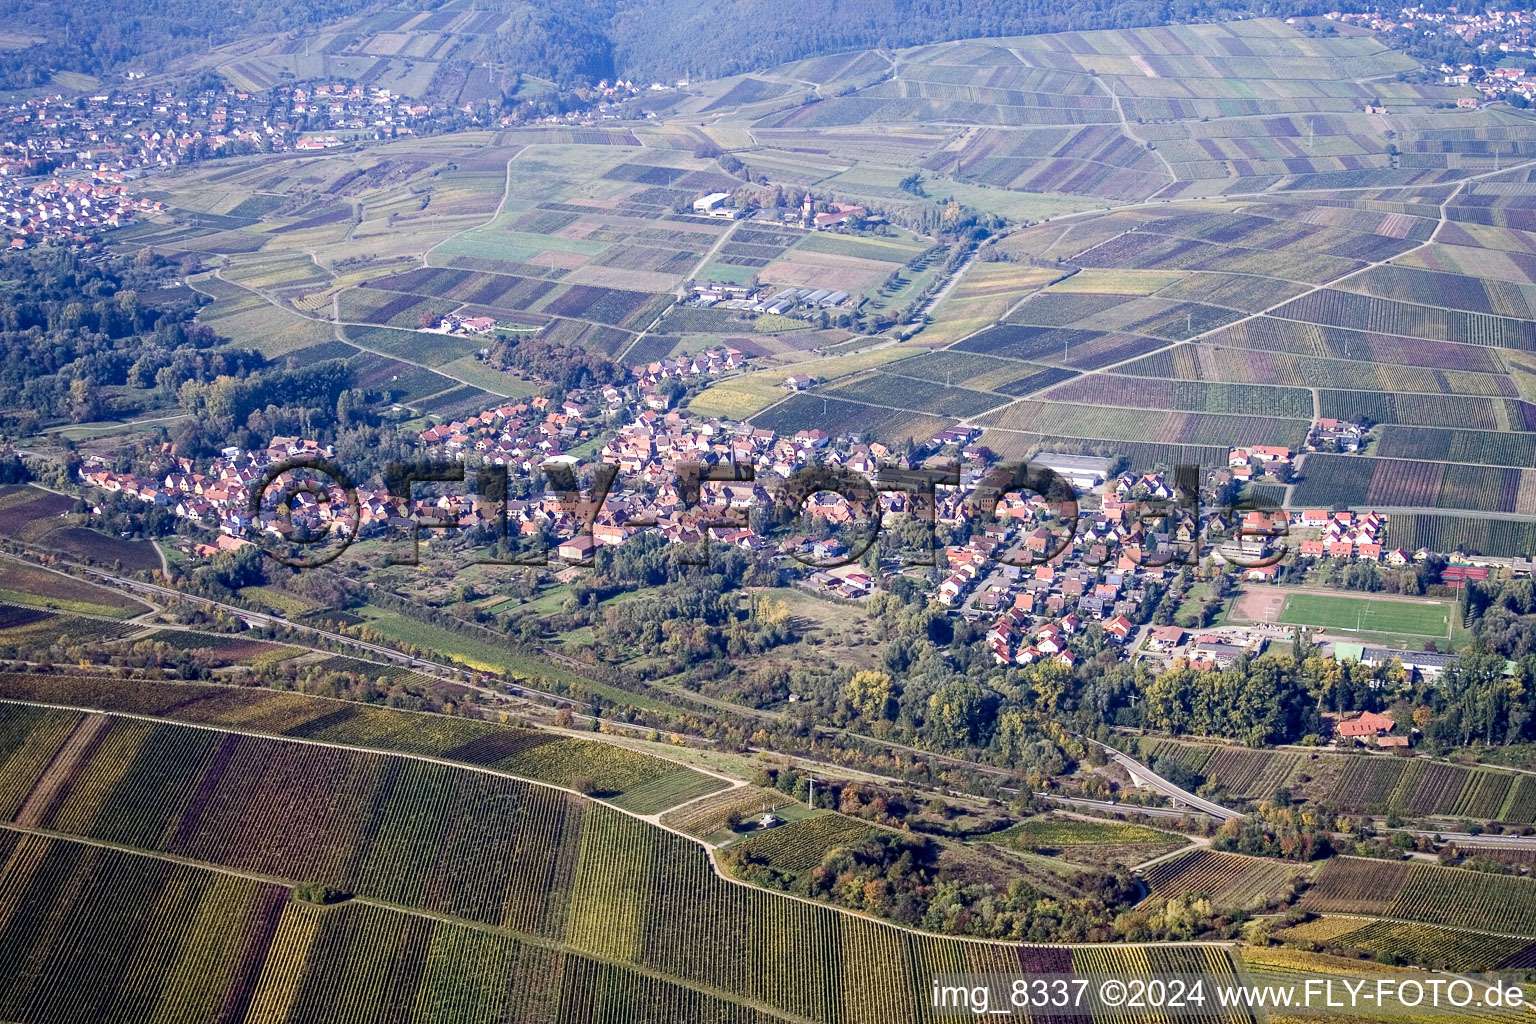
985,610,1116,669
1305,418,1366,454
3,175,163,248
72,354,1527,680
1446,64,1536,105
1227,444,1293,482
415,395,601,463
1327,6,1536,101
511,80,645,128
1293,509,1393,561
958,544,1168,667
630,347,744,395
77,438,358,543
0,82,460,181
78,392,620,545
0,79,540,251
938,467,1207,667
79,378,879,563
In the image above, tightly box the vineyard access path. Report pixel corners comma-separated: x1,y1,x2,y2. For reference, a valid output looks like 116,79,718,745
1130,837,1210,873
0,822,827,1024
186,270,517,403
0,695,1241,955
945,155,1536,433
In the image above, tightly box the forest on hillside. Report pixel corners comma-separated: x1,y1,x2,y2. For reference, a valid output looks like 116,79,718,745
610,0,1334,82
0,0,1485,93
0,0,380,89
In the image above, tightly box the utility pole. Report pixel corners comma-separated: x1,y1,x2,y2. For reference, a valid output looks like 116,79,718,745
807,778,815,809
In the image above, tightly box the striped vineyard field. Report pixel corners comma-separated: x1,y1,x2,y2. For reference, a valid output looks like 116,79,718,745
1382,513,1536,560
0,609,142,648
0,673,709,802
1461,845,1536,870
1071,945,1250,1024
1301,857,1411,916
605,771,732,815
1275,916,1375,944
0,832,292,1023
1447,768,1516,819
660,787,793,840
0,698,1229,1024
0,833,791,1024
1290,455,1536,517
1504,776,1536,822
0,705,78,819
1240,946,1536,1023
1318,753,1536,824
1202,748,1300,800
1384,863,1536,936
1139,740,1216,776
1336,920,1534,971
1324,756,1418,815
727,814,882,872
1140,850,1310,909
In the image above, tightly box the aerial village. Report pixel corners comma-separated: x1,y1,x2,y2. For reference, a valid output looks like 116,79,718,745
75,360,1526,709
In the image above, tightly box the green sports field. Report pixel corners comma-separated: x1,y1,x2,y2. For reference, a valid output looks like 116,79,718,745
1278,593,1452,637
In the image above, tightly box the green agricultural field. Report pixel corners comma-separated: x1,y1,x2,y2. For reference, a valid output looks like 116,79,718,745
436,229,610,265
0,836,787,1024
351,606,691,713
986,817,1180,848
0,559,148,618
981,815,1190,865
0,691,1258,1024
1278,593,1452,638
354,607,580,678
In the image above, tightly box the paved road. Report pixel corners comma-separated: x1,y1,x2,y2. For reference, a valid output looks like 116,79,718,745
1086,738,1244,821
1387,829,1536,850
1047,795,1214,823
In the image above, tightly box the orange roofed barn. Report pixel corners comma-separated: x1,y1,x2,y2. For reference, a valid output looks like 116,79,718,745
1336,710,1395,739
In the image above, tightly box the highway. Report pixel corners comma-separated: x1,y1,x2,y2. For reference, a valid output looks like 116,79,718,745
1086,737,1243,821
1046,795,1211,823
